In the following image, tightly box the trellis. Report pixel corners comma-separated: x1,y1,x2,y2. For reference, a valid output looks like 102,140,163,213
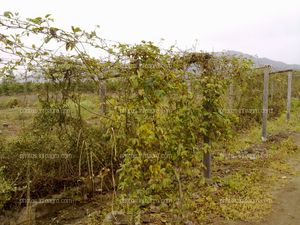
262,67,297,141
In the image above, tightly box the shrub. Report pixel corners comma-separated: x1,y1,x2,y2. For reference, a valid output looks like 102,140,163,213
0,166,14,209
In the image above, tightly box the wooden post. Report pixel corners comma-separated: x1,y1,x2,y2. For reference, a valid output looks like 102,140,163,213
286,71,292,121
262,67,270,141
203,135,211,179
228,83,234,110
99,80,107,114
185,64,192,92
24,70,28,107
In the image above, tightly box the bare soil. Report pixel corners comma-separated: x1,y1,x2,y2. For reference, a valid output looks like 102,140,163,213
227,133,300,225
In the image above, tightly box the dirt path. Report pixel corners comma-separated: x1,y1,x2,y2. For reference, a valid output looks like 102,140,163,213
237,133,300,225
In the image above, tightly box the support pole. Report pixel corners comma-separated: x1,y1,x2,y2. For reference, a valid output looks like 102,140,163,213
185,65,192,92
203,136,211,179
286,71,292,121
262,67,270,142
99,80,107,114
228,83,234,110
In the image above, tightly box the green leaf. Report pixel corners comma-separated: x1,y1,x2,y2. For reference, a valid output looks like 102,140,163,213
3,11,13,18
65,41,76,51
71,26,81,33
28,17,43,25
44,36,52,44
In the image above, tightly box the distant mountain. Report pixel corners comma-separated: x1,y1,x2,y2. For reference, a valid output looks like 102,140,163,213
219,50,300,71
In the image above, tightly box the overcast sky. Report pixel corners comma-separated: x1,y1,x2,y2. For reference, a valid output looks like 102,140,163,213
2,0,300,64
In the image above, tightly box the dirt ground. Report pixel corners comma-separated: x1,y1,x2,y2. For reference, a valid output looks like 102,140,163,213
255,133,300,225
228,133,300,225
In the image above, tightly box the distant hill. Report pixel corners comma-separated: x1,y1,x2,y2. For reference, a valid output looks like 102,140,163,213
219,50,300,71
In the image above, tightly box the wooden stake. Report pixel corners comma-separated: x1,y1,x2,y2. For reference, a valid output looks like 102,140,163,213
99,80,107,114
262,67,270,142
203,135,211,179
286,71,292,121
